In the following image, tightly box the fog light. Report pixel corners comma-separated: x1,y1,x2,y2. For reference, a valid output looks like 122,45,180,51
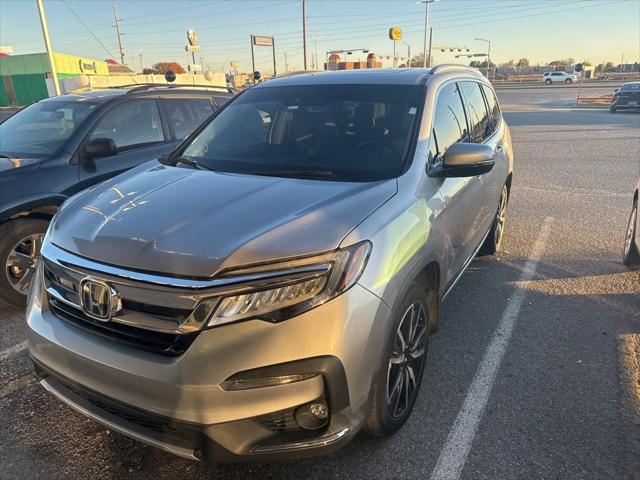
294,402,329,430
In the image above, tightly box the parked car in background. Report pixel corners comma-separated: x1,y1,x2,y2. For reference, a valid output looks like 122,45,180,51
541,71,578,84
623,178,640,267
0,84,234,305
28,66,514,461
610,81,640,113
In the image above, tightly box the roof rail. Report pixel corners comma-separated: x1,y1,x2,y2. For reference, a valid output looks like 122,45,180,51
111,83,237,94
429,64,482,75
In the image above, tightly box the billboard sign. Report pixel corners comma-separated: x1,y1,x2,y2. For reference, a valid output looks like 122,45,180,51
187,29,197,47
388,27,402,41
252,35,274,47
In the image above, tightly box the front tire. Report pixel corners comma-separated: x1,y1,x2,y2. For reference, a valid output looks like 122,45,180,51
545,79,552,85
479,184,509,256
610,106,617,113
0,218,49,306
623,199,640,268
365,283,430,437
565,78,572,84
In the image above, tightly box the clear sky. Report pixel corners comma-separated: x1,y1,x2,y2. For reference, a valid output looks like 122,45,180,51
1,0,639,74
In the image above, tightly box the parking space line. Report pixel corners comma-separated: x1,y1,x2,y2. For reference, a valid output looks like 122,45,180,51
430,216,554,480
0,340,28,363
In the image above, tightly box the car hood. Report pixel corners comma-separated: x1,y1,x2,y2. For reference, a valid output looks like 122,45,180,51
50,163,397,278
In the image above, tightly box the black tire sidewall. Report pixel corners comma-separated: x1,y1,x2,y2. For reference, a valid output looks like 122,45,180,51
366,284,429,436
0,218,50,306
623,201,640,267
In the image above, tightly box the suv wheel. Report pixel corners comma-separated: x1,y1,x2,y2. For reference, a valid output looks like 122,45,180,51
623,199,640,268
610,106,617,113
479,184,509,256
545,79,552,85
565,78,572,84
365,283,429,436
0,219,48,306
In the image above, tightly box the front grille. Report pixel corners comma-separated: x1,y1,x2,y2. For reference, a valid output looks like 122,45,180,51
49,298,199,356
33,359,194,446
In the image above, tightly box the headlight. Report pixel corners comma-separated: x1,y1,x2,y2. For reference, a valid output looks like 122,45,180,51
206,241,371,328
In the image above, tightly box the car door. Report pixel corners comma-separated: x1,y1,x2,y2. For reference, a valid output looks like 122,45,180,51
459,81,505,239
551,72,563,83
78,98,172,186
161,97,217,147
427,81,486,286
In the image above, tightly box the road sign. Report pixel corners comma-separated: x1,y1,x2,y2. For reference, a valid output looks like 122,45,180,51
388,27,402,41
252,35,273,47
575,63,583,73
185,45,201,53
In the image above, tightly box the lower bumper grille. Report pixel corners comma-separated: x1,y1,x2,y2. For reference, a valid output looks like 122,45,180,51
49,298,198,356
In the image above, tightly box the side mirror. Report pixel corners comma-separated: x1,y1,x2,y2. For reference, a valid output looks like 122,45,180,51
84,138,117,159
429,143,495,178
614,88,619,93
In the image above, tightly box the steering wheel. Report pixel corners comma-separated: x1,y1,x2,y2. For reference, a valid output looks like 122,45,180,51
353,140,401,165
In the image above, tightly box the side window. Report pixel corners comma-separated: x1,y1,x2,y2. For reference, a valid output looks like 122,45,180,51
459,81,491,143
430,82,468,160
551,72,562,77
163,98,215,140
481,84,501,134
90,100,164,151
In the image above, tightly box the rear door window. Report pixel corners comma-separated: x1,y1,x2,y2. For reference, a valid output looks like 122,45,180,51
481,84,501,134
430,82,468,160
162,98,216,140
460,81,491,143
90,99,165,151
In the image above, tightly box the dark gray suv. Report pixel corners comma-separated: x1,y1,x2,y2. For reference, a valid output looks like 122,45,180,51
0,84,233,305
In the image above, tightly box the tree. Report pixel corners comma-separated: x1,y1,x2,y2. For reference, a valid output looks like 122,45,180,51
409,53,431,67
604,61,615,72
582,60,592,66
516,57,530,67
502,59,515,67
150,62,185,74
469,60,482,68
549,57,575,66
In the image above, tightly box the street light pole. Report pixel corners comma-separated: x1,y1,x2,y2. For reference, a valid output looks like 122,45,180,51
302,0,308,70
36,0,60,96
403,42,411,67
475,38,491,79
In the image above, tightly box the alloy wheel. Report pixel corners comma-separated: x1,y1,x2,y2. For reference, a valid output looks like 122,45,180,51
625,204,637,256
386,302,427,418
495,185,508,248
5,233,44,294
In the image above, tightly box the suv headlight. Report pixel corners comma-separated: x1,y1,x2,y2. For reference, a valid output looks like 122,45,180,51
205,241,371,328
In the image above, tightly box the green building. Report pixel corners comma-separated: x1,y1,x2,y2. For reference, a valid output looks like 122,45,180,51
0,51,109,106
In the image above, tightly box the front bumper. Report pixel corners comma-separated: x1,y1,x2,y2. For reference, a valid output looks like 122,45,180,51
27,265,391,461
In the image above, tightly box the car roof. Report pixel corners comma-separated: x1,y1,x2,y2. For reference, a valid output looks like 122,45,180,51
253,66,488,89
39,85,233,104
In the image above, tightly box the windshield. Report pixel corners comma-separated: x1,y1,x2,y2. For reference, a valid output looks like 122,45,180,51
181,84,423,181
620,83,640,92
0,100,98,158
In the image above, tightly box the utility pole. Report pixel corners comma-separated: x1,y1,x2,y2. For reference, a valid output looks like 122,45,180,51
138,53,143,73
302,0,308,70
419,0,437,68
36,0,60,96
113,0,125,64
427,26,433,67
284,52,288,72
475,38,491,79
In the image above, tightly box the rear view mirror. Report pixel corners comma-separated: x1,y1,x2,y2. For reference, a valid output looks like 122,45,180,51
614,88,620,93
85,138,117,158
429,143,495,178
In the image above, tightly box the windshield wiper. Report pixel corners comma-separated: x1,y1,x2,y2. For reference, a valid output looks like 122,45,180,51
248,169,336,179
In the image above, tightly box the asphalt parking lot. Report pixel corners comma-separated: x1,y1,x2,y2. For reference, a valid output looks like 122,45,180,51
1,83,639,479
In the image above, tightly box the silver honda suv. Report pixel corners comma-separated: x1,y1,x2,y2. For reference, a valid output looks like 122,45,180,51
27,66,514,462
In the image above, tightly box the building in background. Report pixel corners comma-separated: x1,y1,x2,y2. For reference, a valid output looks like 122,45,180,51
324,52,382,71
0,51,109,106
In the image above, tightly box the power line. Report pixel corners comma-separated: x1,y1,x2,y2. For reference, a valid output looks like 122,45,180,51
60,0,118,60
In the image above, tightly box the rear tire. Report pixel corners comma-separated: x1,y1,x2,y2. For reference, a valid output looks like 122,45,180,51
365,283,430,437
623,200,640,268
0,218,49,306
478,184,509,256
